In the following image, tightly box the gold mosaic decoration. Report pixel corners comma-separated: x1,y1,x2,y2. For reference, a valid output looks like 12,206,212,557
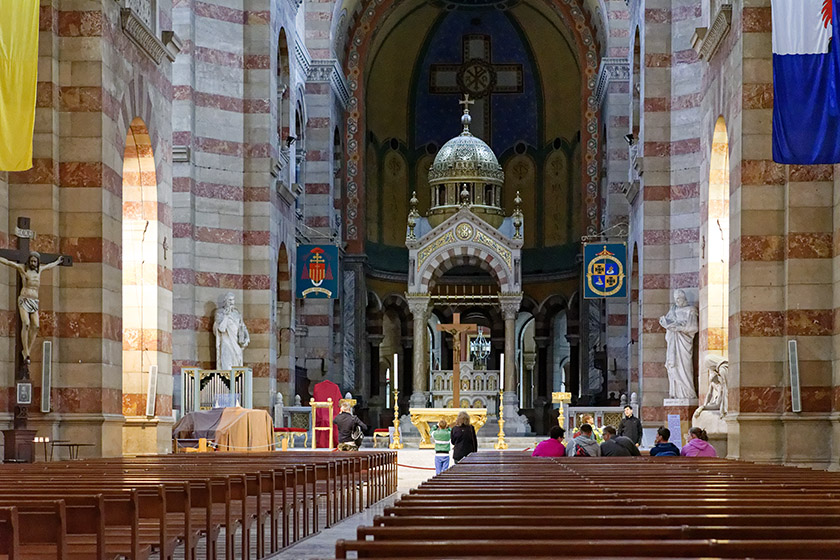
417,230,456,268
474,230,512,268
456,222,474,240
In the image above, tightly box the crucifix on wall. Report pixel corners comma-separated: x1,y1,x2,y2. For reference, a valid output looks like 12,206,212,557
437,312,479,408
0,217,73,429
430,34,524,142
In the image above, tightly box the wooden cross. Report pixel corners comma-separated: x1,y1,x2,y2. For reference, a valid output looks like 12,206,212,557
0,217,73,429
436,313,479,408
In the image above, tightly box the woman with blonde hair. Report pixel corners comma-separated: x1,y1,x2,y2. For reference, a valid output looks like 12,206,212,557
450,411,478,464
574,414,603,443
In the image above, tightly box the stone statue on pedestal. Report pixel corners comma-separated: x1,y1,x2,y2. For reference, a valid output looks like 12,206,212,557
213,292,250,370
659,289,699,400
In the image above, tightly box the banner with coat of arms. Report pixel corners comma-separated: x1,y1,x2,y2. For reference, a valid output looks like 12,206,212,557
583,243,627,300
297,245,339,299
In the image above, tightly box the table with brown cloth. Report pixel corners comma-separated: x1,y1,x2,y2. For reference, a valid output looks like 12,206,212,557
173,407,274,452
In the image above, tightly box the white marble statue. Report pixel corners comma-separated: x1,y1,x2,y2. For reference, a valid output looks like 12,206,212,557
659,289,699,400
694,354,728,418
213,292,250,370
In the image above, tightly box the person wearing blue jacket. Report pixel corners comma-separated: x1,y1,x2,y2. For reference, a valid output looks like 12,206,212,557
649,426,680,456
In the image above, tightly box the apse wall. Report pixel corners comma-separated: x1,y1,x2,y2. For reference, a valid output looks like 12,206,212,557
363,1,583,276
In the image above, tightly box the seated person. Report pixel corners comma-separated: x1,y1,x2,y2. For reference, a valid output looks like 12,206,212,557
333,401,367,451
532,426,566,457
573,414,603,443
649,426,680,456
681,426,717,457
600,425,640,457
566,423,601,457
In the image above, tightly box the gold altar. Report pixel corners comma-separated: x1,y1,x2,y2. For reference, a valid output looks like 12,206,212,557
409,407,487,449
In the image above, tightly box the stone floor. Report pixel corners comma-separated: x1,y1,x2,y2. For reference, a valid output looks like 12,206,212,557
163,441,543,560
265,448,443,560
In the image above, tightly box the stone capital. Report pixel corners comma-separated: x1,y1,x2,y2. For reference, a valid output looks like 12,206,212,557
406,293,431,319
498,293,522,320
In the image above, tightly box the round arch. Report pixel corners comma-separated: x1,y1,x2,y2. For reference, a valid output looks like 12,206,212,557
121,116,173,454
416,245,514,293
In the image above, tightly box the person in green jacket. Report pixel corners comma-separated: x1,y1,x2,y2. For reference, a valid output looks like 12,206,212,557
431,419,451,474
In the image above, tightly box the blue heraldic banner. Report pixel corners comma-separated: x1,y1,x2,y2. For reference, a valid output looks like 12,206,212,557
297,245,339,299
583,243,627,300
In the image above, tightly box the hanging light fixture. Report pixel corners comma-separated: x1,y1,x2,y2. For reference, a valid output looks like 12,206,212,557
471,326,491,370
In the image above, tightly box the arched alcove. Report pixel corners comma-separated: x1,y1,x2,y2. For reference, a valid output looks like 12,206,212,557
278,29,291,147
121,117,172,454
702,117,730,358
629,243,640,397
517,314,536,408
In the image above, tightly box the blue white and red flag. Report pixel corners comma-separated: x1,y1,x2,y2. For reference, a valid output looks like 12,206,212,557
772,0,840,164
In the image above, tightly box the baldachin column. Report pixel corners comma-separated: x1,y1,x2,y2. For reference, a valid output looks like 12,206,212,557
407,295,431,408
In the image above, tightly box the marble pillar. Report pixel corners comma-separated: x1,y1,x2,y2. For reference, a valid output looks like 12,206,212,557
500,296,530,434
342,257,368,397
503,307,516,393
407,295,431,408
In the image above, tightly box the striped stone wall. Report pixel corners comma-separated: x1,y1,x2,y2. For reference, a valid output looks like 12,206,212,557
294,0,346,395
601,0,632,398
618,0,840,466
170,0,300,417
0,1,176,456
730,0,835,467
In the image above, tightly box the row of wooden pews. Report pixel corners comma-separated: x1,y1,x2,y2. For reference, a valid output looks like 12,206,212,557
335,451,840,559
0,449,396,560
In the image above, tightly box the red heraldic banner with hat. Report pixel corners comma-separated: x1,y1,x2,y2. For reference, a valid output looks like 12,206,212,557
297,245,339,299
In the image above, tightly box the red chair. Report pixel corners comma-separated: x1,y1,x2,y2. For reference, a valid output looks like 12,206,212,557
273,427,308,448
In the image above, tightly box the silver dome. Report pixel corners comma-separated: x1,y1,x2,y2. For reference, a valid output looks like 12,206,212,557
428,117,504,186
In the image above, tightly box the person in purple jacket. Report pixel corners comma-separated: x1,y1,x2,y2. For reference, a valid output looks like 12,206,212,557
681,426,717,457
532,426,566,457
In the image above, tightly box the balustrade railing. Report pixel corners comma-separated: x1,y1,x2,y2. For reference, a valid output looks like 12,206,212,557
430,367,500,408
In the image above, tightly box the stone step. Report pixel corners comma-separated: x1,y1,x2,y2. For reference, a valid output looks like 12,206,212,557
370,435,541,449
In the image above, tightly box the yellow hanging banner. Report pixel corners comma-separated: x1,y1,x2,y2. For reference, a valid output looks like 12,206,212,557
0,0,39,171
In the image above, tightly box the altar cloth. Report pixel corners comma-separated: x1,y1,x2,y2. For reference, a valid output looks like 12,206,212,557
173,407,274,452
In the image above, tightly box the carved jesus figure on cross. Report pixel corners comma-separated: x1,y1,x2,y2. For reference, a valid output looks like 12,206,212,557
437,312,478,408
0,217,72,362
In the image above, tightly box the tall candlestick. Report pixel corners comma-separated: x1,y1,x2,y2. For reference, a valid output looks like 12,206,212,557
390,387,404,449
499,353,505,392
495,352,508,449
393,353,398,391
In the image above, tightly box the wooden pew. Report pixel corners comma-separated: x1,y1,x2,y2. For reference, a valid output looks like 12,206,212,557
0,507,18,560
0,449,398,560
335,452,840,559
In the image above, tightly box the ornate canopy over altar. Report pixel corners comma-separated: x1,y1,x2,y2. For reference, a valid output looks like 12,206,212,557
402,98,530,435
